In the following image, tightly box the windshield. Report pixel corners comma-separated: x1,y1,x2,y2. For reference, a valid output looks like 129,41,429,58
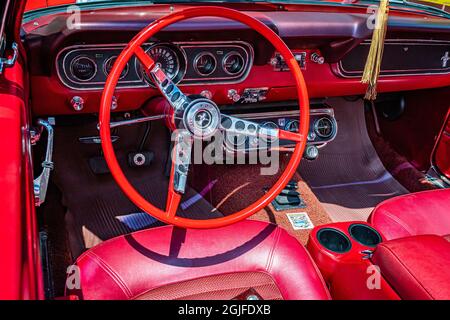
24,0,449,14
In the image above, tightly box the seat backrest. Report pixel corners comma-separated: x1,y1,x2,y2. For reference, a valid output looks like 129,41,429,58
70,220,331,300
369,189,450,241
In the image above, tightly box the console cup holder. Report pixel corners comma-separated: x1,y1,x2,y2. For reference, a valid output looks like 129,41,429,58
349,224,382,247
317,228,351,253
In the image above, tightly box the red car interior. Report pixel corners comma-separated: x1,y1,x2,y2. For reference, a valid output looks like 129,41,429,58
0,0,449,301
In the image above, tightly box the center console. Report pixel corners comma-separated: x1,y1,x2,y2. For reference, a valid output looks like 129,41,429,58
307,222,400,300
307,222,383,280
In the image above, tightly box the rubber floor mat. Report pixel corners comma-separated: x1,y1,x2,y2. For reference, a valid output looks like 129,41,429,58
51,121,222,258
299,98,409,222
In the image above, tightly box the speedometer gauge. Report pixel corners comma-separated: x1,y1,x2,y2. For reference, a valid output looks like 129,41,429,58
148,45,179,78
137,44,185,86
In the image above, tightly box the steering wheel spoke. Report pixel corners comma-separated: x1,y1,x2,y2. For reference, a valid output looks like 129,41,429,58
166,189,182,218
165,130,193,217
135,46,189,112
171,130,193,192
278,129,304,143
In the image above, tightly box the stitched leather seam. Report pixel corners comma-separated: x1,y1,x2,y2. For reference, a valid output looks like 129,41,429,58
131,271,278,300
86,251,133,299
266,227,281,273
303,248,332,299
380,244,434,300
382,210,415,236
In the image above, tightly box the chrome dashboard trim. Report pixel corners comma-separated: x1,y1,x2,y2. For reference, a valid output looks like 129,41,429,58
56,40,254,91
179,41,253,83
69,55,98,82
193,51,217,77
336,39,450,79
222,51,246,76
56,44,146,90
103,55,130,80
229,108,337,147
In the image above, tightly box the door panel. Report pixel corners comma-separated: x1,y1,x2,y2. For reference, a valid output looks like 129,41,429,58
0,58,43,299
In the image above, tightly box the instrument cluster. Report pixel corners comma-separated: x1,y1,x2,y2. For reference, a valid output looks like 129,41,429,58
56,41,253,90
223,108,338,154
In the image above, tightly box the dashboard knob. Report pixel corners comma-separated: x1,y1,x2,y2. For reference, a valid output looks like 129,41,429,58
311,52,325,65
70,96,84,111
304,145,319,160
307,132,317,142
200,90,213,100
227,89,241,103
111,96,118,110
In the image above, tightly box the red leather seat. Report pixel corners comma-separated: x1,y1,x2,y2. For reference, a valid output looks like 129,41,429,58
368,189,450,241
371,235,450,300
71,220,330,300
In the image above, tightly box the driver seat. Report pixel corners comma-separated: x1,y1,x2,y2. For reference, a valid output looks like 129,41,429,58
69,220,330,300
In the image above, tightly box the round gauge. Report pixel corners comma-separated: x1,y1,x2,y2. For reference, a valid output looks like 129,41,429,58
103,56,129,79
260,121,279,143
194,53,217,76
285,120,300,133
70,56,97,82
223,52,245,75
138,44,181,84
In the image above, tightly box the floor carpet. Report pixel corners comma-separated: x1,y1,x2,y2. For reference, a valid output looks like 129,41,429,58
299,98,409,222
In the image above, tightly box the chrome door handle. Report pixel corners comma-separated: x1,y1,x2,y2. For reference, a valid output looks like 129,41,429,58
0,42,18,74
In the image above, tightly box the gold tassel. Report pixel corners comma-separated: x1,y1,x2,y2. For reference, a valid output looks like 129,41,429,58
361,0,390,100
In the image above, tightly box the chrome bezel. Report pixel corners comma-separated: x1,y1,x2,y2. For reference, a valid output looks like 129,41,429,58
193,52,217,77
69,55,98,82
314,117,336,139
260,121,279,143
103,55,129,80
222,51,245,76
285,119,300,133
57,44,145,90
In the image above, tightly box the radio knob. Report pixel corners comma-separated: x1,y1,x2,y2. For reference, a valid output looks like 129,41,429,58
311,53,325,65
70,96,84,111
200,90,213,100
111,96,118,110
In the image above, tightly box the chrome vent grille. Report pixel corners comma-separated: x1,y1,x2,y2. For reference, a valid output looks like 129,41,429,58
314,117,334,138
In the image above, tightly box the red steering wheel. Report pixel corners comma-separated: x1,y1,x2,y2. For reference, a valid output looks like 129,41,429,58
99,6,310,229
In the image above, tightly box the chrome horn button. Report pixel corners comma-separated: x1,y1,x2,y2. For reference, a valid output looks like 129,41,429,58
183,98,221,139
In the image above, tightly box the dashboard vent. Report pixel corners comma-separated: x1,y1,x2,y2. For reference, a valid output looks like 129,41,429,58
314,118,334,138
